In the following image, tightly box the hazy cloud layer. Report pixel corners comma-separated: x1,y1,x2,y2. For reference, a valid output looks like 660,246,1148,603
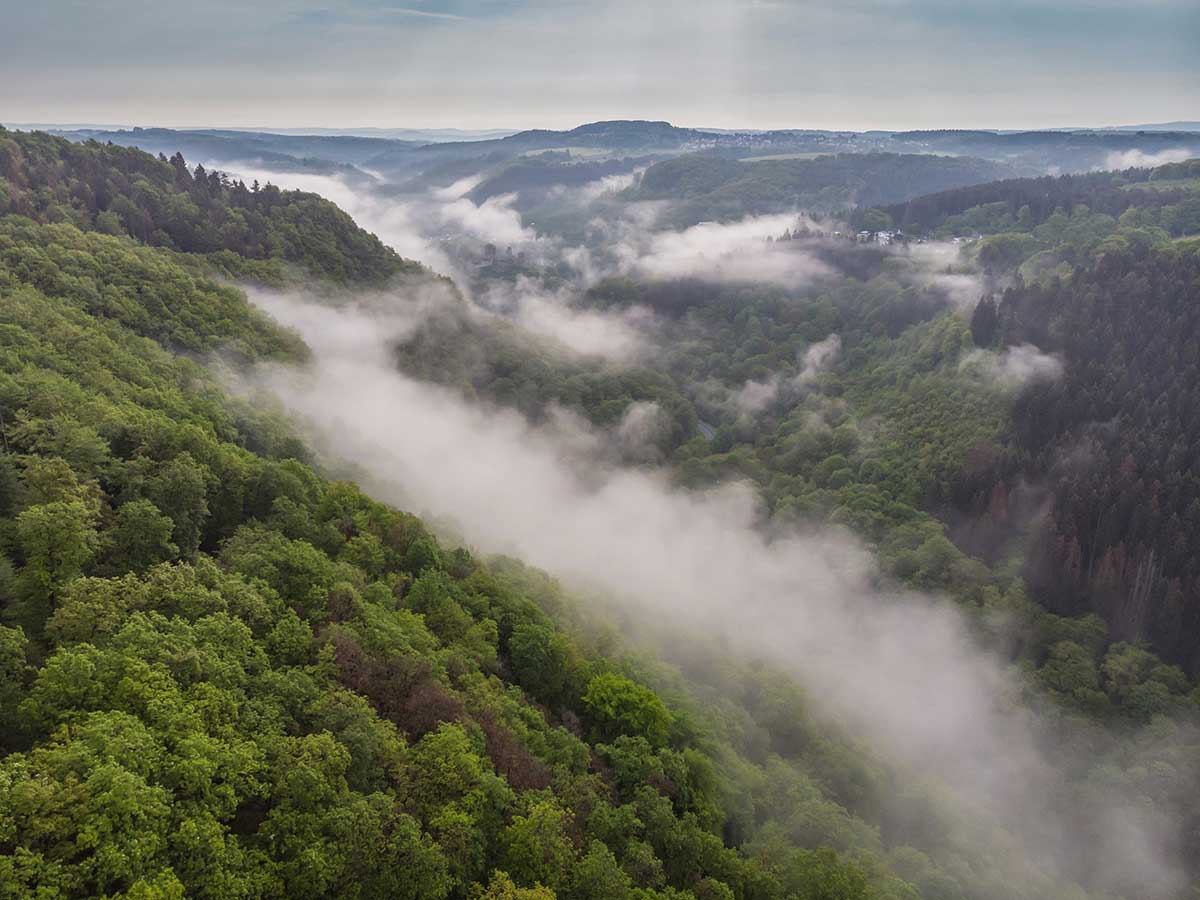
210,164,543,282
212,164,464,275
795,333,841,385
907,241,988,308
621,214,835,286
477,277,654,363
723,333,842,417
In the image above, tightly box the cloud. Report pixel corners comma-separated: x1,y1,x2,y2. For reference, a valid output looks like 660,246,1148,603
615,400,670,461
734,375,780,414
375,6,470,22
477,277,653,363
794,333,841,385
570,170,641,204
241,289,1187,897
963,343,1064,387
207,163,462,276
438,192,535,246
9,0,1198,133
431,173,486,200
1103,148,1195,169
904,241,988,308
721,334,841,417
624,214,836,286
208,164,546,283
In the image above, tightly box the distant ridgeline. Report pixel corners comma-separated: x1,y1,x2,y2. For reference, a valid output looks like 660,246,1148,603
49,121,1200,187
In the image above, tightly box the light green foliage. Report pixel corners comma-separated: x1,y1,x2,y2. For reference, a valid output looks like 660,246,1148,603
220,526,337,619
106,499,179,573
584,673,674,747
777,848,874,900
470,870,557,900
500,801,576,892
569,840,634,900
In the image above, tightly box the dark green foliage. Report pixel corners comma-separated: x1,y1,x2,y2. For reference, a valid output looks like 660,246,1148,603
978,246,1200,672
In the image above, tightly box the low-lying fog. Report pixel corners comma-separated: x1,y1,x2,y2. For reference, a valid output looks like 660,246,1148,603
238,288,1184,899
219,162,1189,897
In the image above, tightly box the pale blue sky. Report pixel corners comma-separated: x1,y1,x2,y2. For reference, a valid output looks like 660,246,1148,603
2,0,1196,130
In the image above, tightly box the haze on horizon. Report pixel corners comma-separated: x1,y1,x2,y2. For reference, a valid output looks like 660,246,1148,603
2,0,1197,133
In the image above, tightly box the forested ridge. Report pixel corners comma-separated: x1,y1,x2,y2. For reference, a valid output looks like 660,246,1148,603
871,161,1200,241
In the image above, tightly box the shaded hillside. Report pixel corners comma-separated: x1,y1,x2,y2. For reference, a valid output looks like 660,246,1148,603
974,247,1200,672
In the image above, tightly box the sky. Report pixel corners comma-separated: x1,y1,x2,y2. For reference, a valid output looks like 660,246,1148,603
1,0,1197,131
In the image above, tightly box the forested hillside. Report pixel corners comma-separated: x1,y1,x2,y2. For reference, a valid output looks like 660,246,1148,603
0,128,420,284
856,159,1200,672
0,137,875,900
968,247,1200,671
